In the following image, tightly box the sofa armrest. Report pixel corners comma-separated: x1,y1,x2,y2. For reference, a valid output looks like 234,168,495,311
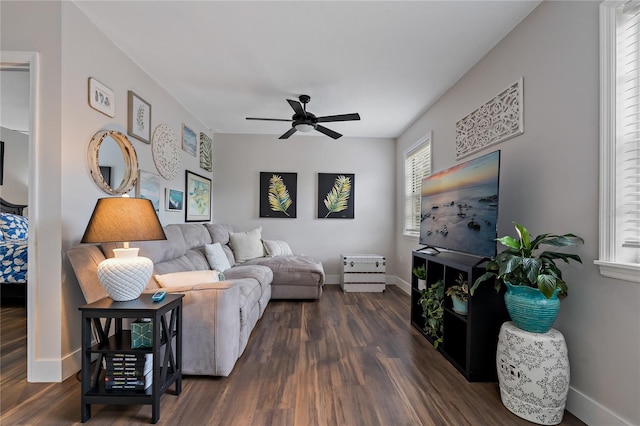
148,281,241,377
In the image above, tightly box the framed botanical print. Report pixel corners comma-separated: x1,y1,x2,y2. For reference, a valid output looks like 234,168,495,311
127,91,152,144
185,170,212,222
259,172,297,218
318,173,355,219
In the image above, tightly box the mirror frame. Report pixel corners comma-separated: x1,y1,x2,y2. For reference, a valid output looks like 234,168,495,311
88,130,139,195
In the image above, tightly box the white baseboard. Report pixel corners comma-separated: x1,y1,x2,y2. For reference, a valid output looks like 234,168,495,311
62,347,82,381
566,386,632,425
28,358,61,382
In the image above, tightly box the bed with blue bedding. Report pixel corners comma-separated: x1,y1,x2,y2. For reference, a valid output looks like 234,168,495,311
0,198,28,303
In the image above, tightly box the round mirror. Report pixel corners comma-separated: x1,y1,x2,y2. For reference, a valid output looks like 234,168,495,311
88,130,139,194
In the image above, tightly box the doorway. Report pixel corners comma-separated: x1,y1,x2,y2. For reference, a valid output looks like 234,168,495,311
0,51,38,382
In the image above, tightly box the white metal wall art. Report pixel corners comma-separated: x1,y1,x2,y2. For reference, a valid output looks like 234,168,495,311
152,124,181,180
456,78,523,159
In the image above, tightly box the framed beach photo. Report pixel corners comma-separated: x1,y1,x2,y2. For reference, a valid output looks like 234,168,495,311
136,170,161,212
182,124,197,156
185,170,211,222
128,91,152,144
165,188,184,212
88,78,115,117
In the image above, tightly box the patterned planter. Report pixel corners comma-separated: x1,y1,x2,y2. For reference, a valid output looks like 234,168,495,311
504,282,560,333
497,322,569,425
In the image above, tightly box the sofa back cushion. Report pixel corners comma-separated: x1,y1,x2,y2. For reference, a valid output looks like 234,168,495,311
178,224,212,249
103,224,187,264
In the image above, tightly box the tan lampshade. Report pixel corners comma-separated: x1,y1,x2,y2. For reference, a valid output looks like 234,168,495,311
81,197,167,244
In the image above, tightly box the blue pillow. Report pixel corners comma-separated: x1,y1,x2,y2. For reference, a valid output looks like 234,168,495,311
0,213,28,240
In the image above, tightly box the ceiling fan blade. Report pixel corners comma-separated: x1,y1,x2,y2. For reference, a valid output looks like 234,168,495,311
246,117,292,122
315,125,342,140
316,113,361,123
279,127,297,139
287,99,306,117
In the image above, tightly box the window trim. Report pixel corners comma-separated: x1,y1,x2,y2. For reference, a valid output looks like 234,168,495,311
596,1,640,283
403,132,432,238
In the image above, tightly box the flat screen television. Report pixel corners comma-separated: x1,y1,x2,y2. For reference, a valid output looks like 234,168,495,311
419,150,500,259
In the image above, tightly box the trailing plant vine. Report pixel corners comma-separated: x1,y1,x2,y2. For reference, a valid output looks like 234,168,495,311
418,279,444,348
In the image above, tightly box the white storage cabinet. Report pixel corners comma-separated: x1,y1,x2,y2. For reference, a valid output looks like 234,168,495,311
340,254,386,292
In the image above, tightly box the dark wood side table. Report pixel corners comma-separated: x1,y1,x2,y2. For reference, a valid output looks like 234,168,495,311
79,293,183,423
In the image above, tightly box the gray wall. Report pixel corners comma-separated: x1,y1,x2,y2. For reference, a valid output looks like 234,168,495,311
395,2,638,425
212,133,395,280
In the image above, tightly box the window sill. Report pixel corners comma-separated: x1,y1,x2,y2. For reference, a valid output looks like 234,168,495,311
594,260,640,283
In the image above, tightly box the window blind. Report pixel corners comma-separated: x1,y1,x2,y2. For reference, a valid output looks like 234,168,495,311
404,141,431,235
618,1,640,248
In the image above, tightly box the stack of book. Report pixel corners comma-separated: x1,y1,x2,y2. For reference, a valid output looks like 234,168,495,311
103,353,153,391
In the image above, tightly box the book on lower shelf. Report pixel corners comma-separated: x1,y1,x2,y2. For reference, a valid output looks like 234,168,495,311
103,353,153,391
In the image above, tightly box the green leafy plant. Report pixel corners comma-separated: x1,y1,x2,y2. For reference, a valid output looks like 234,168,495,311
445,273,469,302
412,264,426,280
268,174,292,216
470,222,584,299
418,279,444,348
323,175,351,218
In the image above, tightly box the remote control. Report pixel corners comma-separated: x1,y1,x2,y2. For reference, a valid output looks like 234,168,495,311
151,290,166,302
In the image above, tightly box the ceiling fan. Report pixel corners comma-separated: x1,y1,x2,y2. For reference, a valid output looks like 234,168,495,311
246,95,360,140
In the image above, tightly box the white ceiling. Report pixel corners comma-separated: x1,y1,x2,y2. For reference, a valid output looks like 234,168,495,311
75,2,538,139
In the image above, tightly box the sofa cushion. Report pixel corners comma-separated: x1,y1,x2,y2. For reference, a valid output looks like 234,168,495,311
229,227,265,263
155,270,220,288
206,223,236,267
106,224,187,264
205,242,232,272
180,224,212,249
223,264,273,291
263,240,293,257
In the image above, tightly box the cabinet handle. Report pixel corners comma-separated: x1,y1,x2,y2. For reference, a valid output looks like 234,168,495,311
350,261,355,267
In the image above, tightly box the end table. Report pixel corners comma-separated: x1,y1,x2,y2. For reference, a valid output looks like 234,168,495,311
79,293,183,424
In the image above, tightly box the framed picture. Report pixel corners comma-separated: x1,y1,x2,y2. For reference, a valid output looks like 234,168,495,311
165,188,184,212
318,173,355,219
199,132,213,172
182,124,197,156
185,170,211,222
259,172,297,218
127,91,152,144
136,170,161,212
88,78,115,117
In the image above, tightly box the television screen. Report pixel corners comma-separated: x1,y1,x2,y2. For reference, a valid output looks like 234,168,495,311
419,150,500,258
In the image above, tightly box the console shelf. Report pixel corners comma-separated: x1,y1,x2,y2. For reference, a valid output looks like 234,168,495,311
411,250,508,382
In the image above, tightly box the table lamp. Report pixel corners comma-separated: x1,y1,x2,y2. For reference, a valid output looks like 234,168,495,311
81,196,166,301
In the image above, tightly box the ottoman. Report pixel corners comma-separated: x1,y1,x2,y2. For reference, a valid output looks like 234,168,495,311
496,321,570,425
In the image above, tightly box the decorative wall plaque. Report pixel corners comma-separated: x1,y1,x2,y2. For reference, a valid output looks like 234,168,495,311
151,124,181,179
455,78,523,159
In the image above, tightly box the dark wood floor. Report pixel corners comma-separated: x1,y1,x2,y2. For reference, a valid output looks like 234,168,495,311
1,286,585,425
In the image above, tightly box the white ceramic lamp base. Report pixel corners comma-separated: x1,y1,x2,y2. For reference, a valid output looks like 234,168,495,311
97,249,153,301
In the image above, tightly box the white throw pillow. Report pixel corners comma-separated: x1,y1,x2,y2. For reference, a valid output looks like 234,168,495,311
205,242,232,272
229,227,265,263
263,240,293,257
155,270,219,288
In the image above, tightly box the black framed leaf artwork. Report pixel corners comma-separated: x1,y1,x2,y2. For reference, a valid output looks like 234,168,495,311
318,173,355,219
259,172,297,218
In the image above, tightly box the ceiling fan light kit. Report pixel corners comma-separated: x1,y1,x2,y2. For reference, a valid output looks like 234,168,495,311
246,95,360,140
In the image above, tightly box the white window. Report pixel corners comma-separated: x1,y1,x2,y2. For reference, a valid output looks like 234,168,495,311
404,132,432,237
596,1,640,283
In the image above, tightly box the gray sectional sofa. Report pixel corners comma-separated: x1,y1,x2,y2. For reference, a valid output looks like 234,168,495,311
67,223,325,376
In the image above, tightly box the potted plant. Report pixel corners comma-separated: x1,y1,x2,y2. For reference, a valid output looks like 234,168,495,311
445,273,469,315
418,279,444,347
413,264,427,290
470,222,583,333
